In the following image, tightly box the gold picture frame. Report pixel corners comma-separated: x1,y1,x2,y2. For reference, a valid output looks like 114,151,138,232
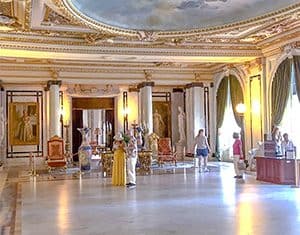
9,102,39,146
152,101,171,138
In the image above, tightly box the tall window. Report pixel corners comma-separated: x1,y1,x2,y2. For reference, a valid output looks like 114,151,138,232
218,82,241,160
280,64,300,154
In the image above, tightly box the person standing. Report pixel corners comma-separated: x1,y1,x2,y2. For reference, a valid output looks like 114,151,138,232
233,132,244,179
126,129,138,187
193,129,211,172
281,133,295,157
112,132,126,186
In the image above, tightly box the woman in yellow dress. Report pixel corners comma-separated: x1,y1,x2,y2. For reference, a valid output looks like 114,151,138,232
112,132,126,186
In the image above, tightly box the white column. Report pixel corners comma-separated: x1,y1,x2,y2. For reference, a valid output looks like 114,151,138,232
185,83,205,153
138,82,154,133
48,80,61,137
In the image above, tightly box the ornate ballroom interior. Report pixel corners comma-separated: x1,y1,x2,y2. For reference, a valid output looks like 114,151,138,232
1,1,300,235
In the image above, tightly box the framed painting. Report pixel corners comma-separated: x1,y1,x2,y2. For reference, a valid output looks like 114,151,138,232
152,101,171,138
9,102,39,146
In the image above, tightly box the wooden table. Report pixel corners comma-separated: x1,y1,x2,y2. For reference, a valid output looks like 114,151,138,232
256,156,299,184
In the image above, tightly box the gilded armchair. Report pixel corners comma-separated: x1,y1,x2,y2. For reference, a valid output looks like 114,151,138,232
46,135,67,172
157,138,177,167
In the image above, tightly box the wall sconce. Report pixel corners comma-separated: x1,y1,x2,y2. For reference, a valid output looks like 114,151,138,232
236,103,246,115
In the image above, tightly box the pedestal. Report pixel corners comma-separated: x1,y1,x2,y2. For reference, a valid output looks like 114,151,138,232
176,142,185,160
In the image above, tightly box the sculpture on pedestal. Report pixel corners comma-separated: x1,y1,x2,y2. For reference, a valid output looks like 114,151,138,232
0,107,4,145
178,106,186,143
148,132,160,159
176,106,186,160
0,107,5,166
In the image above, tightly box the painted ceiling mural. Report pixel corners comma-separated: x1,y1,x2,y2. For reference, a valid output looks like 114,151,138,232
69,0,299,31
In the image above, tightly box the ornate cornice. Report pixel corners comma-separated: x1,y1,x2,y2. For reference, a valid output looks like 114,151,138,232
0,42,262,58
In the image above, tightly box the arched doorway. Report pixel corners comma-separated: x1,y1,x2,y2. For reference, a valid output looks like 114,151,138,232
216,75,244,161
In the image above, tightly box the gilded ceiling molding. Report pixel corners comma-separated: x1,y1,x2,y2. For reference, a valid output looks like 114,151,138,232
0,65,214,76
42,4,79,26
24,0,31,31
0,42,262,57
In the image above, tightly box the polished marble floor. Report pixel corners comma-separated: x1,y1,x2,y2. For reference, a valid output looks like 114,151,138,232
18,163,300,235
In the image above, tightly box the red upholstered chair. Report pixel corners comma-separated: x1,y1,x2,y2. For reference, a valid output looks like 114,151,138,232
46,135,67,172
157,138,177,167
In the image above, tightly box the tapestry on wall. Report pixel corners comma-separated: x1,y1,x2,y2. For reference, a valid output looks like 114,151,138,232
9,102,39,146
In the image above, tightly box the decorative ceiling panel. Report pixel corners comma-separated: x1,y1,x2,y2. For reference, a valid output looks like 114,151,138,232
67,0,299,31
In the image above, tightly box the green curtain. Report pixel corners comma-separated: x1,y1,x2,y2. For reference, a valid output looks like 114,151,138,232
215,77,228,154
229,75,244,128
293,56,300,102
271,58,292,126
229,75,245,155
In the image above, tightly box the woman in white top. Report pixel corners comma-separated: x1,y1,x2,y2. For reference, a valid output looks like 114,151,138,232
194,129,211,172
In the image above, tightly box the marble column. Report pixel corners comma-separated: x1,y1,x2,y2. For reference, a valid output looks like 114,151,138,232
185,82,205,154
47,80,62,137
138,82,154,133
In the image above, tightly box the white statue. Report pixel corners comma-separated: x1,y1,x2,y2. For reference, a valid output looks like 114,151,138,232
148,132,160,158
178,106,186,143
0,107,5,145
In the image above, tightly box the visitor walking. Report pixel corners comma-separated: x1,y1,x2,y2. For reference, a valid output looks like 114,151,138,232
193,129,211,172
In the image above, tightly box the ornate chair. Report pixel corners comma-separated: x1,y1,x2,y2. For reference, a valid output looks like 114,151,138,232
46,135,67,172
157,138,177,167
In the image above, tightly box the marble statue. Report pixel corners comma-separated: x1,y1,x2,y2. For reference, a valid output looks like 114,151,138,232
148,132,160,158
178,106,186,143
0,107,5,145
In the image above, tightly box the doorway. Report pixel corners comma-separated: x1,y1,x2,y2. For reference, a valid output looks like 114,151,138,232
72,97,115,161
